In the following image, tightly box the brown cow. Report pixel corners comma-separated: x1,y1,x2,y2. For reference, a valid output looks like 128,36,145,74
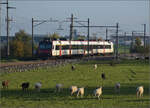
2,80,9,89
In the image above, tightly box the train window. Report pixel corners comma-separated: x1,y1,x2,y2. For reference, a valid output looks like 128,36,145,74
78,45,83,49
62,45,69,50
39,43,52,49
93,45,96,49
39,44,45,49
97,45,103,49
72,45,78,49
105,45,111,49
45,44,52,49
56,45,60,50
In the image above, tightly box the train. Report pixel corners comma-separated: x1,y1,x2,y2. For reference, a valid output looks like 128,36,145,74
37,39,114,57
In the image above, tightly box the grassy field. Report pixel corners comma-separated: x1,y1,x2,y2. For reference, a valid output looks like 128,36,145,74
0,59,149,108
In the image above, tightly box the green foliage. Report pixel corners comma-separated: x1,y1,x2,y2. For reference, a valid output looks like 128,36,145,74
10,30,32,58
10,40,24,58
130,37,149,54
76,35,86,41
0,60,149,108
135,37,142,47
49,32,60,40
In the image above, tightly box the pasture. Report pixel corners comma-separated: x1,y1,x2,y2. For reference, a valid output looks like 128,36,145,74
0,59,150,108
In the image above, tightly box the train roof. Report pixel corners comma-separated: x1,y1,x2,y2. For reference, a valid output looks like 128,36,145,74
52,40,113,45
39,40,113,45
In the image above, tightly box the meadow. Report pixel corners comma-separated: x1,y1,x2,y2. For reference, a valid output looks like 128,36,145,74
0,59,150,108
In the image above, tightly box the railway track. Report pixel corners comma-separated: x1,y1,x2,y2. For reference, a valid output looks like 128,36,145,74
0,58,82,74
0,55,116,74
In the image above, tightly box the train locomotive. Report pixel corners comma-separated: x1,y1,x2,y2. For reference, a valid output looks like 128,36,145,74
38,39,114,57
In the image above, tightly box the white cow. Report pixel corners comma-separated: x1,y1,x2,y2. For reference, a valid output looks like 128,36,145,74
70,86,78,96
77,87,84,97
35,82,42,92
56,84,63,92
93,87,102,99
136,86,144,98
114,83,120,93
94,64,97,70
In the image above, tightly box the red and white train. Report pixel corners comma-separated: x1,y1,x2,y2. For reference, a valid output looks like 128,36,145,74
38,40,114,57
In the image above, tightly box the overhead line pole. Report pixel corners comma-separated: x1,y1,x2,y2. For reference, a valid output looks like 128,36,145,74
116,23,119,60
6,0,9,57
31,18,58,57
106,28,108,40
87,18,90,58
70,14,74,41
124,32,126,57
131,31,134,53
143,24,146,48
32,18,34,57
0,0,15,58
0,1,1,37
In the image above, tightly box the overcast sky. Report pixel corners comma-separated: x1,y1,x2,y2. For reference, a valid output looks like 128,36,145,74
0,0,149,39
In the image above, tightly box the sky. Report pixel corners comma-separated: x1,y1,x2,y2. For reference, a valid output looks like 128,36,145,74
0,0,149,39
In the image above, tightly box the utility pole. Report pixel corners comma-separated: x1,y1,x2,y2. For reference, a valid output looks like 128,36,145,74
131,31,134,53
6,0,9,57
0,0,15,58
0,1,1,38
106,28,108,40
32,18,34,57
143,24,146,48
0,1,1,60
116,23,119,60
87,18,90,58
70,14,74,41
124,32,126,56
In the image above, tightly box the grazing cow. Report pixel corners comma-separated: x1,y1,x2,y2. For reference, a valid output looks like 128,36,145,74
93,87,102,99
70,86,78,96
77,87,84,97
56,84,63,92
35,82,42,92
136,86,144,98
71,65,75,71
94,64,97,70
101,73,106,80
2,80,9,89
114,83,120,94
21,82,30,91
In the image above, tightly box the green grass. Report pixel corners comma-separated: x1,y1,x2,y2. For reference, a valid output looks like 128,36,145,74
0,60,150,108
0,59,20,63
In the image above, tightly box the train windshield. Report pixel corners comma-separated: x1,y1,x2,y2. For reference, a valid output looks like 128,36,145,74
39,42,52,50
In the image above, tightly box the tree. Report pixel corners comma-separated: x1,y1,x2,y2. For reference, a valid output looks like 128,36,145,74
97,37,103,41
10,30,32,58
76,35,86,41
49,33,60,40
11,40,24,58
130,37,149,54
135,37,142,47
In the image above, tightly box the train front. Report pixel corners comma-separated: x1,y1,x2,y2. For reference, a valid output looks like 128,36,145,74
38,40,52,57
